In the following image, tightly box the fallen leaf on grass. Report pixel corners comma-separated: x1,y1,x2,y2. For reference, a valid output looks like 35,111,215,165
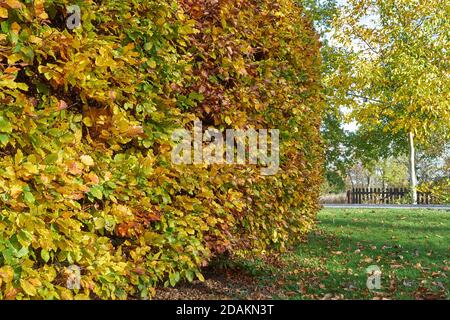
321,293,344,300
433,282,446,291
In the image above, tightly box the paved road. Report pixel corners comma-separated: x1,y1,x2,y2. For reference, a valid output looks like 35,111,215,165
322,204,450,210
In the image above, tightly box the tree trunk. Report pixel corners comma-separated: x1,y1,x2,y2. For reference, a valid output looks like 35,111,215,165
348,173,355,188
408,131,418,205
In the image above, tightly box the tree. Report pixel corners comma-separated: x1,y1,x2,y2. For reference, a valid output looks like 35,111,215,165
302,0,353,192
302,0,405,193
332,0,450,203
415,133,450,183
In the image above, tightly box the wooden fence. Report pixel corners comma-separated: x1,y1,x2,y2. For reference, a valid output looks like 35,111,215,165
347,188,435,204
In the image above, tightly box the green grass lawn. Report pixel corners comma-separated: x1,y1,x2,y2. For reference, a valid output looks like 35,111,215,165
241,208,449,300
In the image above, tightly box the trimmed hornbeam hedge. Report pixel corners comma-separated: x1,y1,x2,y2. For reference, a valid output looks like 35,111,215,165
0,0,323,299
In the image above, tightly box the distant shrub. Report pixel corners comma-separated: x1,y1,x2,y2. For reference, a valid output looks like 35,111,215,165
319,193,347,204
0,0,323,299
418,179,450,205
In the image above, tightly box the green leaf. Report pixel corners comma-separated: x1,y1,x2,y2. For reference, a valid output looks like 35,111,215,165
16,247,29,258
89,186,103,200
169,272,180,287
18,230,33,247
94,217,105,230
41,249,50,263
0,116,12,133
188,92,204,102
44,153,59,164
23,191,35,204
0,133,10,145
185,270,194,282
144,42,153,51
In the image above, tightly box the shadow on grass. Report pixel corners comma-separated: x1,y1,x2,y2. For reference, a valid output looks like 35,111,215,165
321,217,450,235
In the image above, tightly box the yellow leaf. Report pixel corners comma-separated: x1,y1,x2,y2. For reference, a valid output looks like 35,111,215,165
34,0,48,20
20,279,37,296
83,117,93,127
80,155,94,167
11,22,20,35
9,183,23,199
0,266,14,283
14,149,24,165
5,0,23,9
0,7,8,19
195,271,205,282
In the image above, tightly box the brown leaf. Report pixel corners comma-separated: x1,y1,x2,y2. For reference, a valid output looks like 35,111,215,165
4,0,23,9
363,257,373,263
125,125,146,138
67,161,83,175
4,67,20,74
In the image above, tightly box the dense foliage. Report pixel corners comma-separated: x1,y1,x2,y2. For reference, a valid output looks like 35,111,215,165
0,0,323,299
418,179,450,205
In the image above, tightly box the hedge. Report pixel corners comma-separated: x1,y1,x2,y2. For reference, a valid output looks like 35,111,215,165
0,0,323,299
